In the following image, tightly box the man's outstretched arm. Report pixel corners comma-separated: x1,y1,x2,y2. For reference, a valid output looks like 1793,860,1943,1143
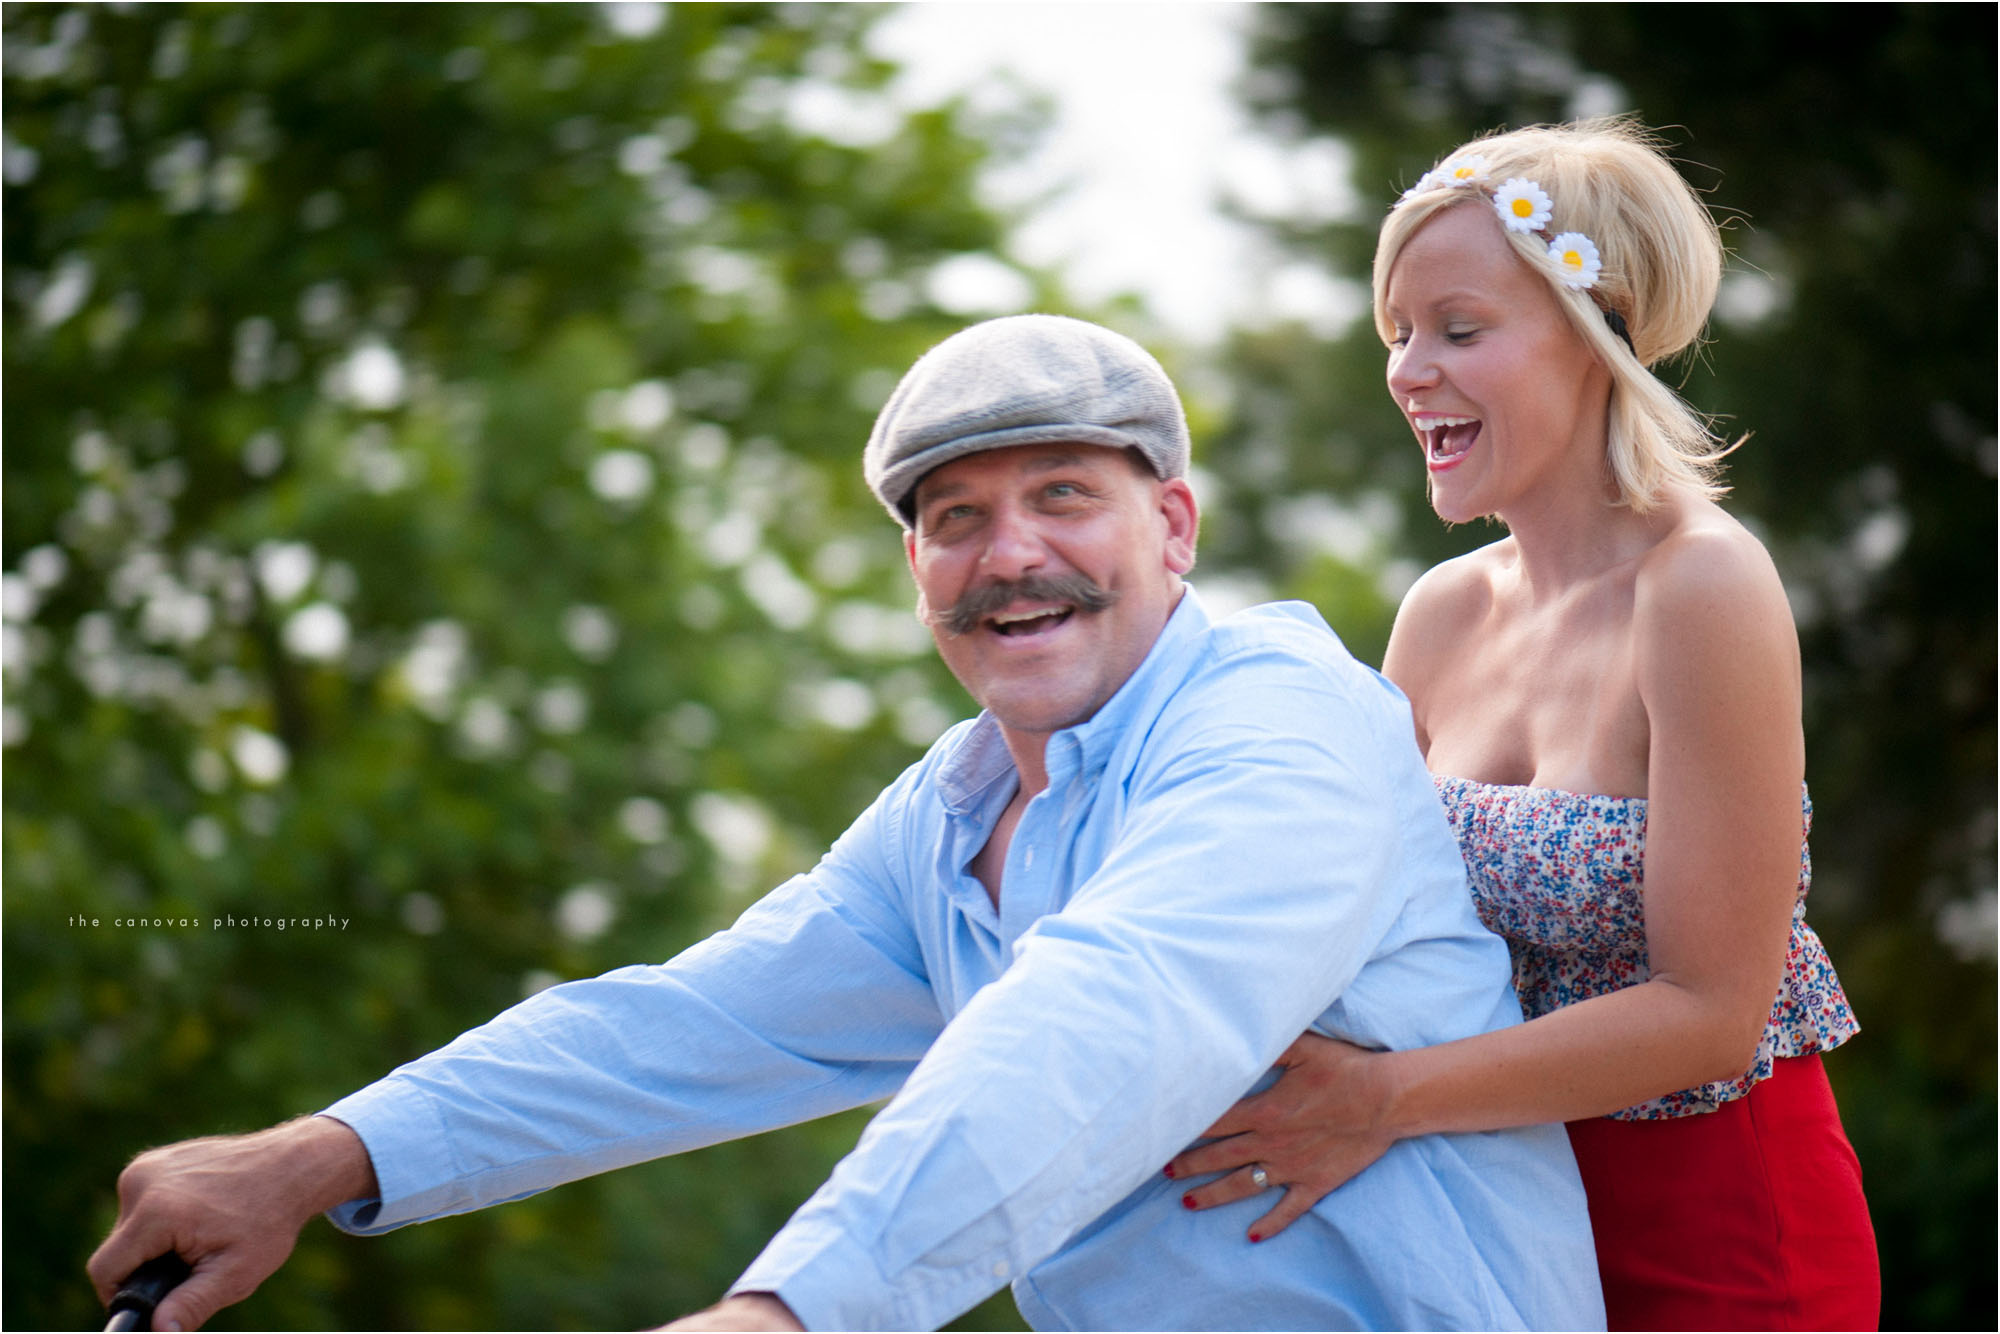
87,763,944,1329
87,1115,377,1332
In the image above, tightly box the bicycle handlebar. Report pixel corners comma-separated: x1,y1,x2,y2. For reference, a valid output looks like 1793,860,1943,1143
103,1253,192,1332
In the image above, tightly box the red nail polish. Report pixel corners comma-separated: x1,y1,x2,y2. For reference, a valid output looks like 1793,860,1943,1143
1162,1164,1176,1180
1182,1194,1197,1210
1249,1232,1264,1244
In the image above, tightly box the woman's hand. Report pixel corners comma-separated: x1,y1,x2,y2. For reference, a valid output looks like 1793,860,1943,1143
1164,1033,1400,1242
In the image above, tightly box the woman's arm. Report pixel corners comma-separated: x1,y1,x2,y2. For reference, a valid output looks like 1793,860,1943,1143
1171,524,1806,1240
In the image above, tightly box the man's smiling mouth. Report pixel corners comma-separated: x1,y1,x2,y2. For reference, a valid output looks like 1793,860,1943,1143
934,572,1119,637
988,606,1075,637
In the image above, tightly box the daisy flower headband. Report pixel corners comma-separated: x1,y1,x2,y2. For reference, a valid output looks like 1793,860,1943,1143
1399,154,1633,353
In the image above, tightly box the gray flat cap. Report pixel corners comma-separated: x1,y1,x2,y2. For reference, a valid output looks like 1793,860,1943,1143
864,314,1190,527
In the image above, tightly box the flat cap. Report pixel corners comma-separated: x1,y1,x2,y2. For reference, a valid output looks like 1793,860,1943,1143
864,314,1190,527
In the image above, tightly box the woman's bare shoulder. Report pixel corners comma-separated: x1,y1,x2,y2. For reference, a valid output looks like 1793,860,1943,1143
1633,498,1789,623
1631,497,1800,714
1384,538,1510,683
1402,538,1512,622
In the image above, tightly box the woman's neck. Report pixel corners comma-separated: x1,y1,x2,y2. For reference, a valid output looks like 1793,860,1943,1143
1493,466,1670,600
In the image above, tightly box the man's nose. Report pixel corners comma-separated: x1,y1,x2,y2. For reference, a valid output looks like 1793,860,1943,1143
979,502,1049,578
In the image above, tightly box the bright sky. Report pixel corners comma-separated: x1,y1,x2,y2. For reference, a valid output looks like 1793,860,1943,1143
870,3,1367,344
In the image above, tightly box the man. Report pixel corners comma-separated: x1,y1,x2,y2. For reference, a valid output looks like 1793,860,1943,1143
90,315,1602,1331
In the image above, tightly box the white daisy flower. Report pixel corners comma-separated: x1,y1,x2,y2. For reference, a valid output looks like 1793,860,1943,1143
1399,170,1441,202
1438,154,1490,187
1492,177,1554,232
1546,232,1603,289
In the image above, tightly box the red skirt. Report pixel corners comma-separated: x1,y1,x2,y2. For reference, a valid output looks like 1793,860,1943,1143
1565,1053,1880,1331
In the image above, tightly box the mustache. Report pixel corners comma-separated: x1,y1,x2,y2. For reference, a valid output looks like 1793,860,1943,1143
929,572,1120,637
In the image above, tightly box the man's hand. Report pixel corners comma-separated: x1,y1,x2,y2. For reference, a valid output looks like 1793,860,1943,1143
659,1292,804,1331
88,1116,377,1332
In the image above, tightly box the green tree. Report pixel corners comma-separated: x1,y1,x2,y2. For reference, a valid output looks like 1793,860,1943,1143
1201,5,1995,1326
3,4,1048,1327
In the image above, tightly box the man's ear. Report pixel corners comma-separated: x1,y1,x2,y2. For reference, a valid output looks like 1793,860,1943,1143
1159,478,1199,576
905,530,930,623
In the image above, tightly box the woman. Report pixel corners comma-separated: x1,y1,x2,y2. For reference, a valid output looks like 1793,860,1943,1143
1168,118,1879,1329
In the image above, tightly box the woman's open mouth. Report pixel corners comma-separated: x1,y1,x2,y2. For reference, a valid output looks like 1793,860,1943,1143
1415,414,1481,471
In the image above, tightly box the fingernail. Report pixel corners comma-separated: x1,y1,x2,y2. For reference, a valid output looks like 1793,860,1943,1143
1248,1232,1264,1244
1181,1194,1196,1210
1162,1164,1175,1180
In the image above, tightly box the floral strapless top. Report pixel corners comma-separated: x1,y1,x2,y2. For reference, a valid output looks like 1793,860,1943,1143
1435,774,1859,1120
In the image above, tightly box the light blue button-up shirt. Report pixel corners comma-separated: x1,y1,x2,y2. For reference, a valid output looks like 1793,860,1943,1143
324,590,1601,1330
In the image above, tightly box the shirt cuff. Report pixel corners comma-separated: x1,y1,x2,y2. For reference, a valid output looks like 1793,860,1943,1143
318,1079,460,1235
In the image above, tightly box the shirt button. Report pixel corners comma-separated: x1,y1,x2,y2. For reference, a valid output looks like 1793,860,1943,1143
1023,847,1035,869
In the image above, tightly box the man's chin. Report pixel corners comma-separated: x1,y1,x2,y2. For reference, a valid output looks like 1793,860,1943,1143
982,689,1102,740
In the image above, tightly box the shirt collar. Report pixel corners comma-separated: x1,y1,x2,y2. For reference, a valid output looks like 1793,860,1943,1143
936,585,1212,812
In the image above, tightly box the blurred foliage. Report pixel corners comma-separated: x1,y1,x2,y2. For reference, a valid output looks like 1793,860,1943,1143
8,3,1993,1331
1197,4,1995,1327
3,2,1048,1327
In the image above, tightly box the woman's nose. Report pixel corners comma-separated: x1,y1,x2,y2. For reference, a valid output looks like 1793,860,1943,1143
1386,336,1439,399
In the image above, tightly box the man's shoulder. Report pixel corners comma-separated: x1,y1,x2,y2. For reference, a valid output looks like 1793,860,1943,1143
1186,599,1394,700
1199,598,1352,663
1152,599,1408,733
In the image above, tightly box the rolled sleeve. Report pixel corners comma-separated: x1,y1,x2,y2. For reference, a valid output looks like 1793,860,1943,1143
320,783,946,1236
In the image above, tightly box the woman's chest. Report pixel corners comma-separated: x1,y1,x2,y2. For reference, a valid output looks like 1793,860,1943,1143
1418,596,1650,796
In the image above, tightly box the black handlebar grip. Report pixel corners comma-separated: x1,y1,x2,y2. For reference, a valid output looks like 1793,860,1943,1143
103,1253,193,1332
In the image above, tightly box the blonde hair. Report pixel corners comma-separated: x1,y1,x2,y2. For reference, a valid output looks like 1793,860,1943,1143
1373,116,1731,511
